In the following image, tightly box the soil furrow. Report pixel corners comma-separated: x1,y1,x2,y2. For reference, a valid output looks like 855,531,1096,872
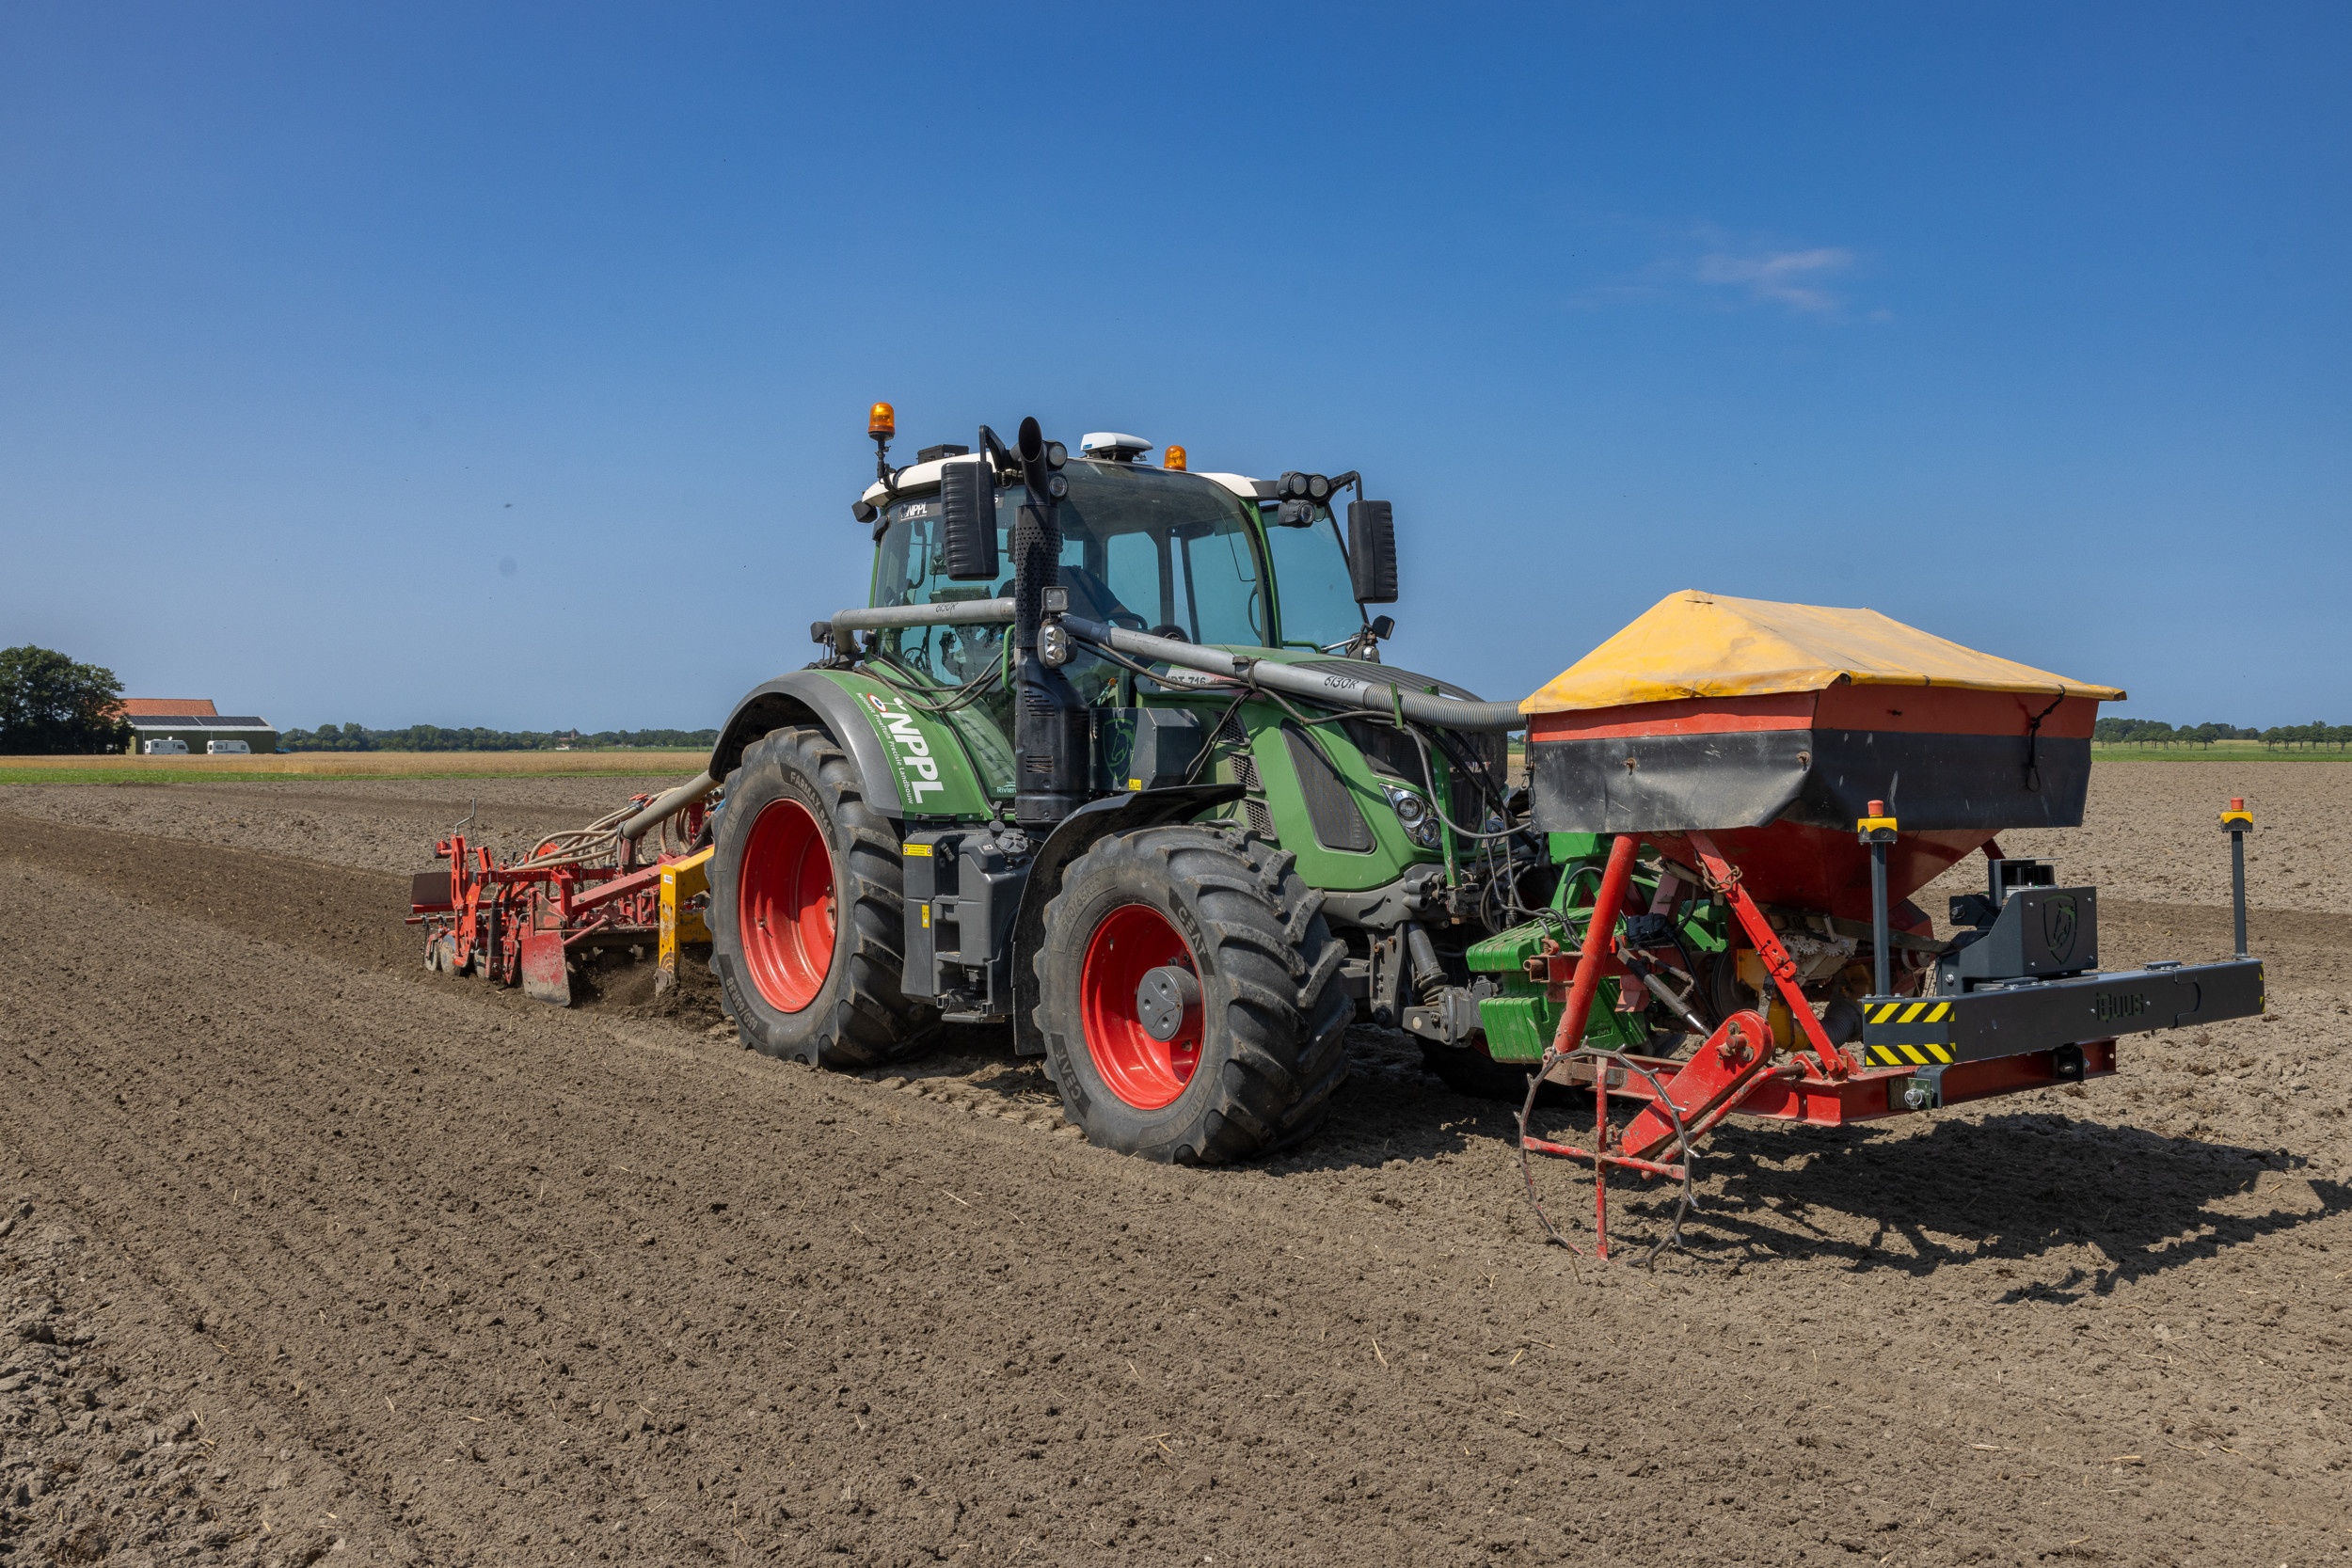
2,785,2348,1566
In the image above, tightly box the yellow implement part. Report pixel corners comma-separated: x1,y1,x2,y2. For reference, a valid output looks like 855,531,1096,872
657,847,714,994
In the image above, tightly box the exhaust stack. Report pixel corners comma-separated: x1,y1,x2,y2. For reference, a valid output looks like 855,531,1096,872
1009,417,1089,828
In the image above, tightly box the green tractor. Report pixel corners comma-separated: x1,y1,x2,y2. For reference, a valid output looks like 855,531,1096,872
689,409,1718,1162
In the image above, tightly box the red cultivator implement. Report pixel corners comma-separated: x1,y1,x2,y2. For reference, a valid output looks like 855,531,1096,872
1516,826,1961,1262
406,788,717,1006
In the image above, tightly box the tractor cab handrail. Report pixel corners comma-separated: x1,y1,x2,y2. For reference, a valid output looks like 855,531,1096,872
827,597,1016,632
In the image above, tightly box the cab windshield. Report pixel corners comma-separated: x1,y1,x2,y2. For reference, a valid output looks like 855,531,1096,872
1261,507,1366,651
871,462,1279,688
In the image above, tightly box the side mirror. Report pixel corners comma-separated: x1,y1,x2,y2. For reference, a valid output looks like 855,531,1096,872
939,460,999,581
1346,499,1397,604
1368,614,1395,641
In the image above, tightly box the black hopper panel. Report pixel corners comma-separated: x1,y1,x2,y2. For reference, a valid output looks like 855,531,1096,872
1530,727,2096,836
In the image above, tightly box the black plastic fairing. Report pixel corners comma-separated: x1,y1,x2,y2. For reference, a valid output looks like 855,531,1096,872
1528,729,2094,835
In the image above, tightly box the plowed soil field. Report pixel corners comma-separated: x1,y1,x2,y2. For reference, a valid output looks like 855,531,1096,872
3,763,2348,1567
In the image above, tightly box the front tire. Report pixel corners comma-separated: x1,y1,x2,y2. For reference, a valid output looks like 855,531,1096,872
708,726,930,1069
1034,826,1351,1164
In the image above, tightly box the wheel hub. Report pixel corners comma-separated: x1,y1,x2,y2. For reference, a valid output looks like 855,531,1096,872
1135,964,1201,1043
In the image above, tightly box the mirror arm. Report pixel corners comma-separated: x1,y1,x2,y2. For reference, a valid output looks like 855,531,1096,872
977,423,1019,483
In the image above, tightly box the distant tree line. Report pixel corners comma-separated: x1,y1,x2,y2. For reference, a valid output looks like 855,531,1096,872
278,724,719,752
2093,718,2352,752
0,646,132,754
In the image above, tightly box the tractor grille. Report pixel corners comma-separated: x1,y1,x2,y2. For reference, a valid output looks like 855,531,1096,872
1307,659,1507,823
1282,723,1374,852
1341,717,1502,825
1217,710,1263,792
1216,709,1276,842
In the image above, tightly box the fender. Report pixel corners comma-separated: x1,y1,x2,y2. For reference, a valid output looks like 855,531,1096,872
708,669,995,821
1009,783,1244,1056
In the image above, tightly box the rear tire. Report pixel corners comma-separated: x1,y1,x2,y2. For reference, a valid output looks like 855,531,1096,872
708,726,930,1069
1034,826,1351,1164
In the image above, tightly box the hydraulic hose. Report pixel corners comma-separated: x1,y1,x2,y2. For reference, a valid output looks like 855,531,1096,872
1057,613,1528,732
616,771,719,843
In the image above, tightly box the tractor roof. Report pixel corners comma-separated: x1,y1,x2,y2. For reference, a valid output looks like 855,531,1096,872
861,458,1271,506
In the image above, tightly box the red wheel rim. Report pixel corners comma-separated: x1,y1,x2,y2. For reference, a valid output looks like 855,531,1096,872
739,798,835,1013
1079,903,1202,1110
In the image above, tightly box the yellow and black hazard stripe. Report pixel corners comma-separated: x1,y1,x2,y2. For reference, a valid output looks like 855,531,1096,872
1862,999,1957,1068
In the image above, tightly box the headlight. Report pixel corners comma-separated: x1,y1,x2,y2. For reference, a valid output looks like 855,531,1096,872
1381,784,1440,848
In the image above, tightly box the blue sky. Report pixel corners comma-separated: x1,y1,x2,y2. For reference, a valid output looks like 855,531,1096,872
3,2,2345,732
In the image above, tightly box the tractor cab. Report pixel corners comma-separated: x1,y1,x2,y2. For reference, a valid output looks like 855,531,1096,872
859,436,1386,696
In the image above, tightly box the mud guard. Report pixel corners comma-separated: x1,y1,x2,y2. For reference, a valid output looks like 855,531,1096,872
707,670,1000,822
1009,784,1243,1057
709,673,904,814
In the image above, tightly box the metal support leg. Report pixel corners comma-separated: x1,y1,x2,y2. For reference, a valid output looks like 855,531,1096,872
1869,838,1891,1000
2222,797,2253,961
2231,832,2248,959
1859,798,1899,1008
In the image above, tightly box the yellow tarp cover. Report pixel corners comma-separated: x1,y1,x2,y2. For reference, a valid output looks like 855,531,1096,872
1522,590,2125,715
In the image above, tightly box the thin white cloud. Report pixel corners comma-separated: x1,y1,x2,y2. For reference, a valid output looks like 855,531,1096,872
1562,220,1879,321
1691,246,1856,315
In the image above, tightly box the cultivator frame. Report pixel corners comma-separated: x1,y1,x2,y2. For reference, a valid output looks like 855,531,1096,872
406,795,715,1006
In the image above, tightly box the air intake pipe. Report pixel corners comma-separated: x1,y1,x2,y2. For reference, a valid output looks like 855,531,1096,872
616,770,719,843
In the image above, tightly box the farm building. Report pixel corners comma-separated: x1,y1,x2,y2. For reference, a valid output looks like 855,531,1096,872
118,698,279,754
